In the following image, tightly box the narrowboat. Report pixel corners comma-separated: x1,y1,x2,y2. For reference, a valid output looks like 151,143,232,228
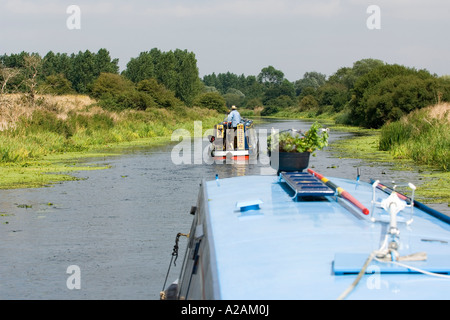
161,168,450,300
207,119,259,161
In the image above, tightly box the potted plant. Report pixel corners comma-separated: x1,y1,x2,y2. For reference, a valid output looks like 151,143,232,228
268,122,329,172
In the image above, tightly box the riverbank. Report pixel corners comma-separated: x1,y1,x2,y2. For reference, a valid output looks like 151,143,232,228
379,103,449,171
0,94,223,189
1,95,448,209
329,126,449,205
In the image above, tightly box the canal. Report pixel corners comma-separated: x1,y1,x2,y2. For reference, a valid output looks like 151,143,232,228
0,119,447,299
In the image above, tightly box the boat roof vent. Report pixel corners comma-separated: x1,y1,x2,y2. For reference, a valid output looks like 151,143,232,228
280,172,335,200
235,199,263,212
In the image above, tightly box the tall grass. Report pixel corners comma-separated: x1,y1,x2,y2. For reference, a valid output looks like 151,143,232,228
379,104,450,171
0,94,222,163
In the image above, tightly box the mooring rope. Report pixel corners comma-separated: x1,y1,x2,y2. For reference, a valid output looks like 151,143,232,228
161,232,188,295
337,234,450,300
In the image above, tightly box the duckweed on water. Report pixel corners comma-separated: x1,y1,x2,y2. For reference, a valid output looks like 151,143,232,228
0,158,110,189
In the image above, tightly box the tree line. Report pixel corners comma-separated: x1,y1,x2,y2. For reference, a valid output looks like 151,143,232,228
1,49,449,129
203,59,450,128
0,48,202,110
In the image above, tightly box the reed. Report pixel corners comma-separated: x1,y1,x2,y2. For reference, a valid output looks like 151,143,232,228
379,104,450,171
0,94,222,164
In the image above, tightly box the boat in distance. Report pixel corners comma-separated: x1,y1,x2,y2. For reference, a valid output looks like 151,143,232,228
161,168,450,300
207,119,258,161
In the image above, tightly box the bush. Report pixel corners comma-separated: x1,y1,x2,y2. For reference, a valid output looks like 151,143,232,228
362,75,438,128
136,78,182,108
261,105,279,116
299,95,319,111
317,83,349,112
90,73,134,99
265,95,295,109
246,98,263,109
41,74,75,95
334,110,352,125
349,65,438,128
91,74,162,111
115,91,156,111
193,92,227,112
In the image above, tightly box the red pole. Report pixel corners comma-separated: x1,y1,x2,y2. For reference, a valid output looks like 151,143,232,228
308,169,370,215
373,181,409,201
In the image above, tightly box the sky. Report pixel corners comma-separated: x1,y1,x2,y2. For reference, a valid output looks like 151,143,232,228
1,0,449,81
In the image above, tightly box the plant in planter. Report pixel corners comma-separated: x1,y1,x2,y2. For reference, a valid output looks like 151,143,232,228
268,122,329,172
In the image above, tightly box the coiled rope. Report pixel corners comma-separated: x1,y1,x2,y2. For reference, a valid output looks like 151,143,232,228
161,232,188,299
337,235,450,300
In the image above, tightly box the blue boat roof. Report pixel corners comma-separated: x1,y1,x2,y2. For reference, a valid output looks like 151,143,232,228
203,174,450,300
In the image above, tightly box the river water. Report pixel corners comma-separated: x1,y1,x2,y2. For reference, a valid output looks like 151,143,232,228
0,119,448,299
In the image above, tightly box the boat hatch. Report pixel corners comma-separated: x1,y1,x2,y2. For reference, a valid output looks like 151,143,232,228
235,199,263,212
280,172,335,200
333,253,450,275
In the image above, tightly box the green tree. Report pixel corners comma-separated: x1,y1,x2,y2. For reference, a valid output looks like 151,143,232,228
41,52,72,84
436,76,450,102
115,91,155,111
94,48,119,75
172,49,202,106
122,51,156,83
0,51,28,69
328,59,385,90
262,79,295,106
295,71,326,95
246,97,263,109
352,58,385,79
243,75,264,100
155,50,177,91
203,86,219,93
327,67,353,88
258,66,284,85
261,105,279,116
317,83,349,112
67,49,119,94
268,95,295,108
202,72,264,107
299,95,319,111
136,78,183,108
194,92,226,112
202,73,218,89
349,64,440,128
124,48,201,106
361,75,440,128
223,88,245,108
41,51,58,78
68,50,96,93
